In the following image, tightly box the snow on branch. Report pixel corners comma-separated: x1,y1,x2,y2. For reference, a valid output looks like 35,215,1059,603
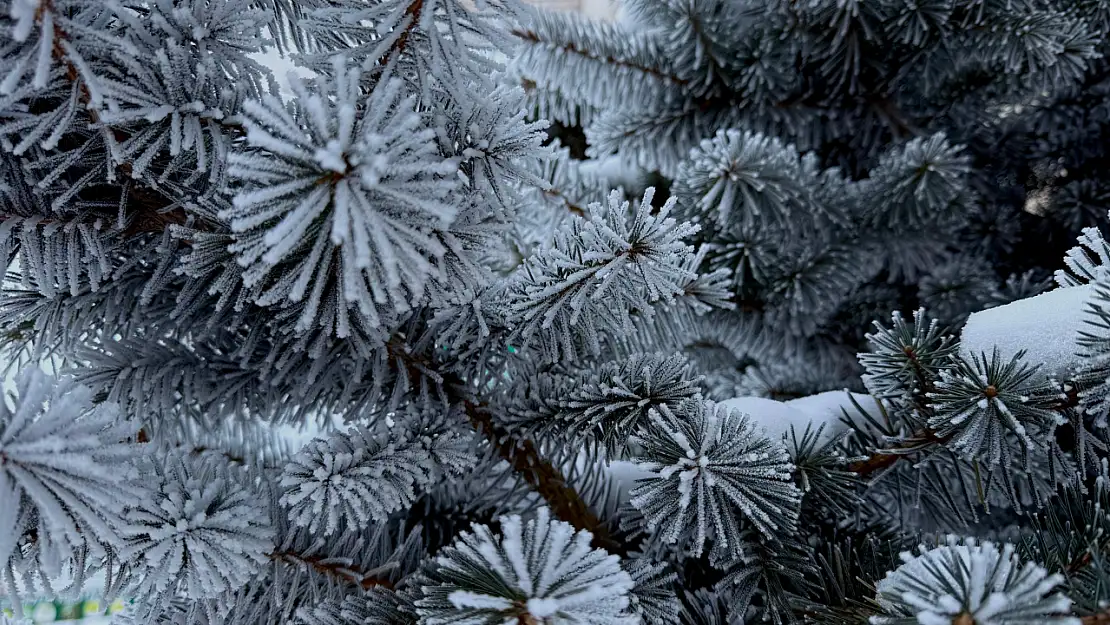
961,284,1093,381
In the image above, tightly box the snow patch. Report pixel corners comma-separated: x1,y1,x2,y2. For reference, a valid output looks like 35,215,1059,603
606,460,657,503
786,390,883,430
569,450,658,506
576,154,643,189
717,396,839,446
718,396,812,442
714,391,879,447
960,284,1093,380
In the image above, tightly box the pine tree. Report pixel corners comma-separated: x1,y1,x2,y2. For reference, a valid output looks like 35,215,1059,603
507,0,1110,620
511,0,1108,394
6,0,1110,624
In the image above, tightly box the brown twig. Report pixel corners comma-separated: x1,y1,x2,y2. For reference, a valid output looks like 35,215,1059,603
848,430,950,476
1082,609,1110,625
513,603,542,625
463,398,622,554
266,551,395,591
541,187,587,216
1068,550,1095,576
390,0,425,61
383,338,622,554
869,96,922,139
1055,384,1082,411
186,446,247,465
512,28,688,86
850,381,1082,477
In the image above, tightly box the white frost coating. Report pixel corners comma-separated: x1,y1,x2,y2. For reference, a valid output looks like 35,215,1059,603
960,284,1093,380
280,418,473,536
872,536,1078,624
629,401,801,556
0,368,139,580
418,508,637,625
448,591,513,611
119,455,274,601
527,597,560,617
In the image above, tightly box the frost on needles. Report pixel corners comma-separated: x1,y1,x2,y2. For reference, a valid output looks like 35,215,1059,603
7,0,1110,623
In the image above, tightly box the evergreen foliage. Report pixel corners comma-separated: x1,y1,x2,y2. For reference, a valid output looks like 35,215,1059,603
872,537,1077,624
926,350,1063,465
119,454,274,605
7,0,1110,622
411,507,636,624
0,370,139,576
629,398,801,561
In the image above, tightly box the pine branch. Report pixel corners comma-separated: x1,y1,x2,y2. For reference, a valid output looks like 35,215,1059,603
25,1,195,234
390,0,425,61
185,446,246,465
541,186,587,216
461,398,621,554
383,338,623,555
850,385,1081,476
1062,525,1110,576
1082,610,1110,625
266,550,395,591
42,1,100,126
512,27,689,86
412,507,634,622
869,96,921,139
119,191,191,236
0,206,183,236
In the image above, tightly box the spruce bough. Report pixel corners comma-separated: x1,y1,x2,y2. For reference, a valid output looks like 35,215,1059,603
5,0,1110,623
